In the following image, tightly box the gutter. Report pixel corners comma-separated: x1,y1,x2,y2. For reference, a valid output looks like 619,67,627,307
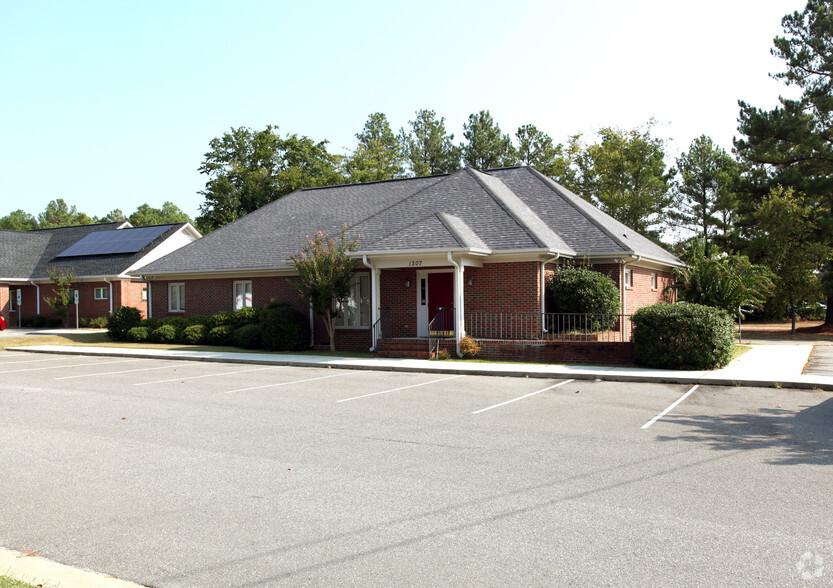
617,255,642,339
104,277,114,314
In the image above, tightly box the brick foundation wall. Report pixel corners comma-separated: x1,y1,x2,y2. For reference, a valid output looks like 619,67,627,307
469,340,635,364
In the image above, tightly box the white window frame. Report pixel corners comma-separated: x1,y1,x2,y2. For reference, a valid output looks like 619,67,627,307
94,287,109,300
624,268,633,288
168,283,185,313
9,290,17,312
233,280,253,311
336,273,371,328
651,273,657,290
142,287,148,301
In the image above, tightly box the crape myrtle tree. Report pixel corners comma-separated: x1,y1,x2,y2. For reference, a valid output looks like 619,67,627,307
736,0,833,323
196,125,343,233
43,268,76,327
290,224,359,351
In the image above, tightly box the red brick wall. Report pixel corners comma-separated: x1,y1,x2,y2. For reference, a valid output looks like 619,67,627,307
381,267,419,338
465,262,541,314
0,285,8,324
150,276,304,318
478,340,635,364
624,266,674,314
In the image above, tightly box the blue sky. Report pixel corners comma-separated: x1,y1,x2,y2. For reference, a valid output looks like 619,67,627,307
1,0,805,221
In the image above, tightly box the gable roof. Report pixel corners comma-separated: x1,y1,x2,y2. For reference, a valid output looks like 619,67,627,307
0,222,198,281
135,167,683,277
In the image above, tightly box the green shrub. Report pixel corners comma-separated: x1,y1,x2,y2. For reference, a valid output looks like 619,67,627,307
259,301,309,351
107,306,143,341
141,318,162,331
186,314,213,327
33,315,48,327
233,324,262,349
182,324,209,345
234,306,260,328
150,324,180,344
160,316,189,330
548,265,620,331
632,303,735,370
459,336,482,359
78,317,90,327
207,325,234,346
89,316,109,329
209,311,235,329
126,326,150,342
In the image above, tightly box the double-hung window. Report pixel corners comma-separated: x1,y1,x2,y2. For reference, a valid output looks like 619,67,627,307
169,283,185,312
234,281,252,311
336,274,370,328
624,268,633,288
94,287,109,300
9,291,17,312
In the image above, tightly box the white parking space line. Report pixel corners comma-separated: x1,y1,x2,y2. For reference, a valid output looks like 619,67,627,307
336,375,466,403
134,365,286,386
225,370,356,393
0,358,145,375
641,385,699,429
471,379,574,414
54,363,183,380
0,356,72,365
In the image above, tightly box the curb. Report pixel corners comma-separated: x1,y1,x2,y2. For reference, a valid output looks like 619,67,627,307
9,345,833,391
0,547,144,588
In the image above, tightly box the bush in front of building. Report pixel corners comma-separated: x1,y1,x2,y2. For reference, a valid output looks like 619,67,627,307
233,324,262,349
182,324,209,345
259,301,309,351
547,265,620,331
207,325,234,346
107,306,143,341
459,336,482,358
89,316,109,329
126,326,150,342
208,311,235,329
150,324,180,344
632,302,735,370
233,306,260,328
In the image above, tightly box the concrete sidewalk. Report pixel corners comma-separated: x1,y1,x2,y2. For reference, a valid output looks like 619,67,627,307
9,342,832,390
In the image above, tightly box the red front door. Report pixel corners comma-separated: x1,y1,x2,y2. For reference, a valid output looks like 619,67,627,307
428,272,454,335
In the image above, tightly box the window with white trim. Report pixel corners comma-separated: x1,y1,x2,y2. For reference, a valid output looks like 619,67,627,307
142,287,148,301
94,287,109,300
336,273,371,327
624,268,633,288
169,283,185,312
234,281,253,310
651,273,657,290
9,290,17,312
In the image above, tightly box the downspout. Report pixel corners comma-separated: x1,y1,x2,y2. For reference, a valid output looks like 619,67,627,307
29,281,40,315
147,281,153,319
447,252,464,358
362,255,380,351
541,254,560,316
104,277,114,314
619,255,641,339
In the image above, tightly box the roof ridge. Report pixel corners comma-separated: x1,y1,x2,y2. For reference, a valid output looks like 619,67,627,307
464,168,573,253
298,172,450,193
436,212,489,250
362,211,462,249
525,167,635,255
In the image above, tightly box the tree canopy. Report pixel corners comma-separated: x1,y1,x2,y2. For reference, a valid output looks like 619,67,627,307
401,109,462,176
343,113,406,183
462,110,518,170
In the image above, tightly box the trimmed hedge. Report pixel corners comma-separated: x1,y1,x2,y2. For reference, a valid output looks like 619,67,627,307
632,303,735,370
108,306,143,341
259,301,309,351
126,326,150,342
150,324,180,344
548,266,620,331
182,324,208,345
208,325,234,346
233,324,262,349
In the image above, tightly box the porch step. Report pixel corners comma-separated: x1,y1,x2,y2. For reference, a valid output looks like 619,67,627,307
375,338,430,359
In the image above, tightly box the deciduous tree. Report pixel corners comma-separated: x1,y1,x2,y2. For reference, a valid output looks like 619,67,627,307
515,124,572,181
289,224,359,351
0,209,38,230
43,268,76,327
37,199,92,228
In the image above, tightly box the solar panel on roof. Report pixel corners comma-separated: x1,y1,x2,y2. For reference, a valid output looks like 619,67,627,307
56,226,171,258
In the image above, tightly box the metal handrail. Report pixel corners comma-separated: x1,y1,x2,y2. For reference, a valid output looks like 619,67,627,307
465,311,633,342
428,307,454,358
370,308,391,351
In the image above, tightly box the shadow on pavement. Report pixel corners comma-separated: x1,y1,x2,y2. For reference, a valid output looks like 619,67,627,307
655,397,833,466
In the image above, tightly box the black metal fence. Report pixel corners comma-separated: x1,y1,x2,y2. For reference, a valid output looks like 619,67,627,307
465,312,633,342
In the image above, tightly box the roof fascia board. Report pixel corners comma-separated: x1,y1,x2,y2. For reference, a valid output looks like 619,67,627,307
132,268,298,280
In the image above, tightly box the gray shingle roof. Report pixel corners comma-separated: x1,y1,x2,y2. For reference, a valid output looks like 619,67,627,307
136,167,683,276
0,223,189,280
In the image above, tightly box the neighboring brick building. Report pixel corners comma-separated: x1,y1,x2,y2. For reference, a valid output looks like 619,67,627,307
133,167,683,359
0,222,200,327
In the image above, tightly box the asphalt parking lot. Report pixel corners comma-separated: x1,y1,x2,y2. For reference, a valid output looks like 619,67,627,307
1,351,832,587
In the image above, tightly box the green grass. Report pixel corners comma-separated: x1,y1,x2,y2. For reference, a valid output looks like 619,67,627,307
0,576,37,588
0,331,373,358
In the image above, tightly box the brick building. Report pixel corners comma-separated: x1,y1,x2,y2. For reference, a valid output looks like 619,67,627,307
133,167,683,360
0,222,200,327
